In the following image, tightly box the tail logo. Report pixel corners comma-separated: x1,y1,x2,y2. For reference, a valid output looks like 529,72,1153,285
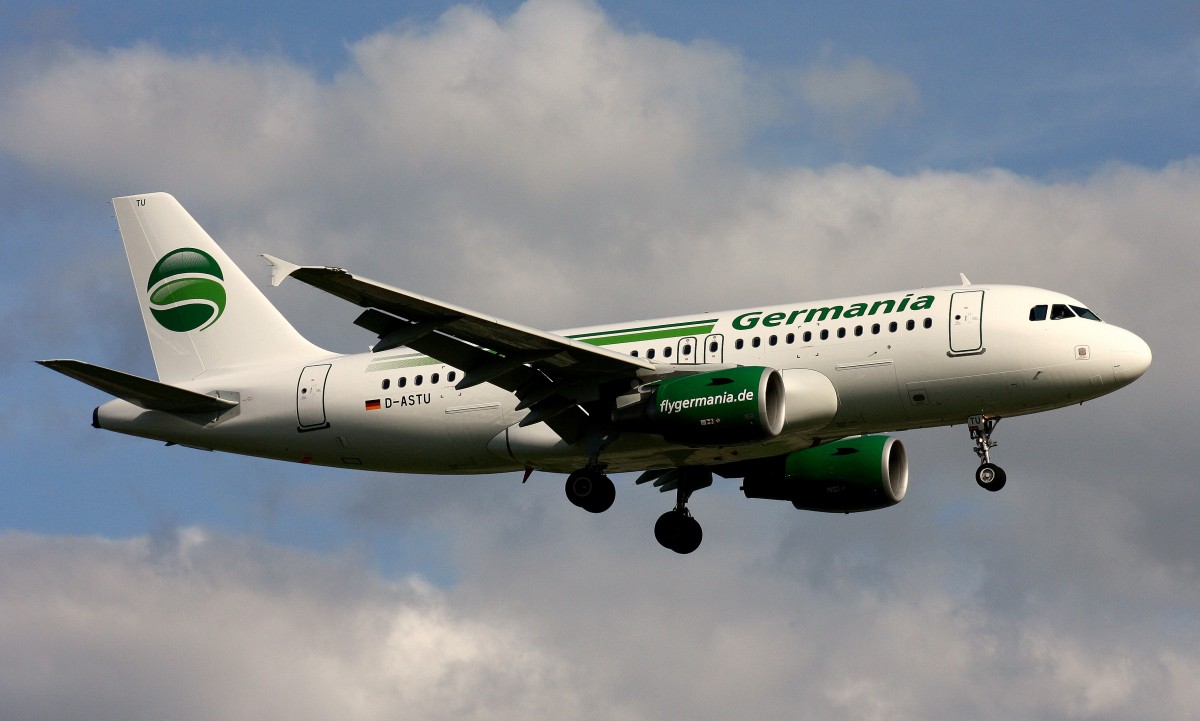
146,248,227,332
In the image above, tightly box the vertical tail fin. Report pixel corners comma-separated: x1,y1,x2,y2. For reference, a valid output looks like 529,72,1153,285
114,193,326,382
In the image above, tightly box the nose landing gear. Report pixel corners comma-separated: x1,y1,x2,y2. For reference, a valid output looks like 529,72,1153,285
968,415,1007,492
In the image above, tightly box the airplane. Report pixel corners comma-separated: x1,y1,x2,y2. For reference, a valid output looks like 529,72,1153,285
40,193,1152,553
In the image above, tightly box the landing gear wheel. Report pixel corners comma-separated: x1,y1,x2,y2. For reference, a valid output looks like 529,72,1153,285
654,509,702,554
975,462,1007,492
565,469,615,513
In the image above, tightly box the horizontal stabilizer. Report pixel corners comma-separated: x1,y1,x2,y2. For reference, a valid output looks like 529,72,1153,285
37,359,238,414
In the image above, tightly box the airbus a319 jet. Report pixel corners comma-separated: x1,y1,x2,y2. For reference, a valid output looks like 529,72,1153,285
41,193,1152,553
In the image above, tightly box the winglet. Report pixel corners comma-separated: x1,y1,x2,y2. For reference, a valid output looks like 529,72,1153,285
261,254,303,287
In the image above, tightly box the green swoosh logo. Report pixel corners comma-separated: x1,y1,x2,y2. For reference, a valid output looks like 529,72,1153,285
146,248,226,332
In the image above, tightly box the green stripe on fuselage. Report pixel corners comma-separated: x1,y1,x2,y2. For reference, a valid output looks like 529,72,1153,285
366,354,441,372
569,320,718,347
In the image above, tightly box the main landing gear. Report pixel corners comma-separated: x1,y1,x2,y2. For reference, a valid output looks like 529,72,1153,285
655,507,703,555
564,467,616,513
638,467,712,554
566,465,709,553
968,415,1007,492
564,431,618,513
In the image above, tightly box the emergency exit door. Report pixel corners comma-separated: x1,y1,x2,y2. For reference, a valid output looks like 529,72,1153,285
704,334,724,363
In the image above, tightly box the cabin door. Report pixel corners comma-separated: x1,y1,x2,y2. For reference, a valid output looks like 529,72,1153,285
948,291,985,355
297,364,332,431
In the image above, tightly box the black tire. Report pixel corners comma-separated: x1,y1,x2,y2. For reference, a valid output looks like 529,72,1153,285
583,476,616,513
565,470,615,513
975,462,1007,492
564,471,589,507
654,510,703,554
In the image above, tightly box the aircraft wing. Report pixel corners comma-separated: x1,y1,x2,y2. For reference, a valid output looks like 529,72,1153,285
263,256,657,440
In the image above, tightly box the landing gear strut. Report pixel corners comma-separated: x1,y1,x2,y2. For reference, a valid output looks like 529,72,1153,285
968,415,1007,492
638,467,712,554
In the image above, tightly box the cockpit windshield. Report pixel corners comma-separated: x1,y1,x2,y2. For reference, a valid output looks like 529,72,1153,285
1029,304,1103,322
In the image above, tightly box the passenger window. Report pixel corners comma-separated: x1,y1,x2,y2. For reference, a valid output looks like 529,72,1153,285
681,344,692,356
768,335,778,346
854,326,863,337
735,339,744,350
630,350,638,357
923,318,933,329
382,379,390,390
398,377,407,388
448,371,457,382
786,333,795,344
871,323,880,335
709,341,719,353
803,331,812,343
1029,305,1048,321
837,328,846,338
820,329,829,340
431,372,440,384
1051,304,1075,320
663,347,672,358
906,320,915,331
647,348,656,359
752,337,761,348
415,375,423,386
889,321,898,333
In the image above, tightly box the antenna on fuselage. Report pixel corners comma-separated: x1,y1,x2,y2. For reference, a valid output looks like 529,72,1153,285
959,273,972,286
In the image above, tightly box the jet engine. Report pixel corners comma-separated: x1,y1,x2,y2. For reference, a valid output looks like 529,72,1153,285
613,366,785,446
740,436,908,513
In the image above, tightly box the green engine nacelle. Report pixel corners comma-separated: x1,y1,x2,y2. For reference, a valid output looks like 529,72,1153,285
740,436,908,513
613,366,785,446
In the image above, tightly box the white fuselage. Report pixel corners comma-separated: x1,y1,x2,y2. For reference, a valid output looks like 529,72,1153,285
95,283,1151,475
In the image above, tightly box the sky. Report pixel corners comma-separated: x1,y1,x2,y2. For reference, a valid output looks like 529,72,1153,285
1,1,1198,719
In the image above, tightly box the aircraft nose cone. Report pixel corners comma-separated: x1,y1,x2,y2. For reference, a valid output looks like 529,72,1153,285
1111,331,1152,384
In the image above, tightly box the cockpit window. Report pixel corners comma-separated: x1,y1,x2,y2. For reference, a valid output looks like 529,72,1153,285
1050,304,1075,320
1032,303,1102,322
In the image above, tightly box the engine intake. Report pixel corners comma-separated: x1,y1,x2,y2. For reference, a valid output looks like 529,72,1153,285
613,366,785,446
741,436,908,513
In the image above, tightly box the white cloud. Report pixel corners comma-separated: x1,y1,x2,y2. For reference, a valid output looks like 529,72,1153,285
3,525,1199,721
5,1,1191,332
0,0,757,211
0,530,594,721
795,54,920,144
